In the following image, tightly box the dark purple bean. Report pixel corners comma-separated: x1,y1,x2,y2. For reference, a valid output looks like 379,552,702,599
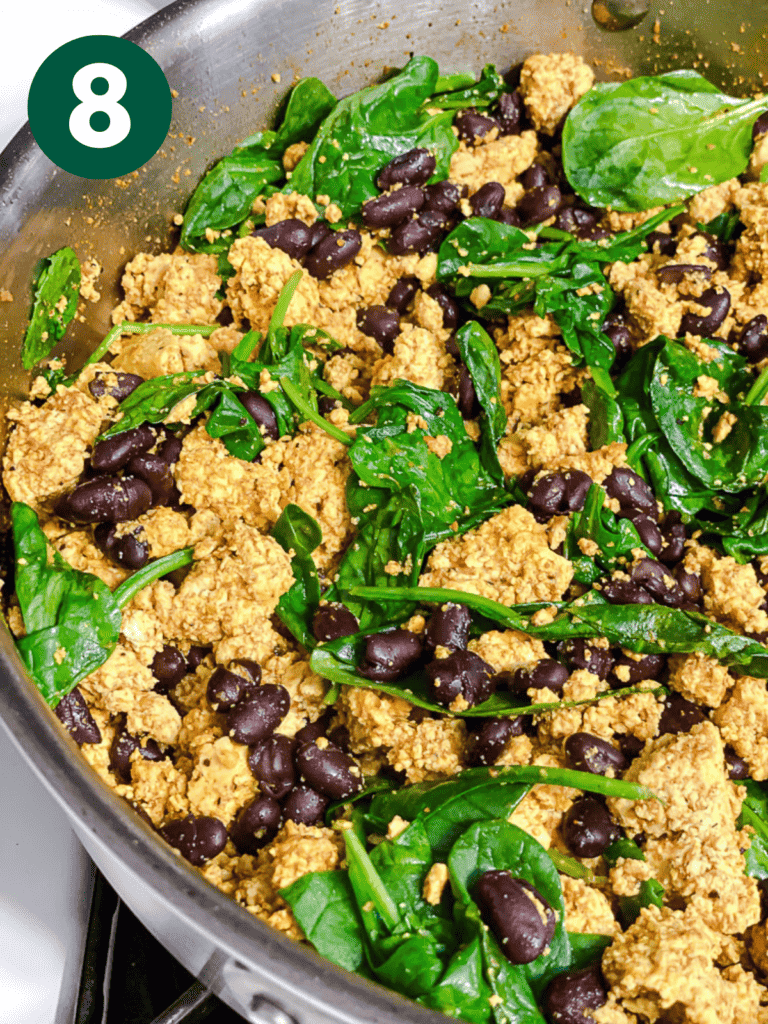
445,333,461,358
160,814,227,865
604,466,658,517
385,276,420,313
518,185,563,225
306,222,332,250
494,90,524,135
283,784,328,826
54,687,101,745
238,391,280,441
645,230,677,256
295,710,332,745
388,211,446,256
424,602,471,653
563,795,616,858
295,740,362,800
94,522,149,570
695,232,730,271
603,321,633,361
617,508,663,556
522,163,549,190
673,564,702,603
151,645,187,692
126,453,178,507
657,693,706,736
229,796,282,855
558,639,614,680
496,208,522,226
754,111,768,139
304,229,362,279
455,109,499,144
543,966,607,1024
89,371,144,402
475,871,555,964
735,315,768,363
725,745,749,781
55,476,152,524
560,386,583,408
361,186,426,229
565,732,627,776
328,724,351,752
659,521,686,565
232,659,262,686
618,733,645,760
227,684,290,745
601,578,654,605
423,180,464,214
657,263,712,286
248,735,297,799
471,716,524,766
512,659,569,695
609,651,666,687
359,629,422,681
356,305,401,353
91,424,157,473
312,604,360,643
186,645,211,671
427,284,460,331
376,148,436,189
425,650,495,708
529,473,567,521
469,181,505,220
252,218,313,260
207,666,252,712
457,365,480,418
157,435,183,466
562,470,593,512
630,557,686,607
109,722,164,783
679,287,731,337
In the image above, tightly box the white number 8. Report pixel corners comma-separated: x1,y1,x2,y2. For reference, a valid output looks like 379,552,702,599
69,62,131,149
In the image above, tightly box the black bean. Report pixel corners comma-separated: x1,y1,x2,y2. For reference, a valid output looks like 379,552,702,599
496,208,522,226
455,109,499,144
312,604,360,643
283,784,328,826
424,602,472,653
529,473,567,520
207,666,252,712
522,163,549,190
426,649,496,708
695,232,730,271
518,185,563,225
494,90,524,135
295,710,332,744
227,684,290,745
252,218,313,260
659,521,686,565
560,386,583,408
361,185,426,229
89,371,144,402
295,739,362,800
469,181,505,220
725,745,749,781
304,229,362,279
609,651,666,687
91,424,157,473
630,557,686,607
673,564,702,603
160,814,228,865
563,795,616,858
232,659,262,686
248,735,297,799
151,645,187,692
657,263,712,286
423,180,464,214
126,452,178,507
604,466,658,517
237,391,280,441
558,638,614,680
471,716,524,766
186,645,211,671
55,476,152,525
54,687,101,745
658,693,706,736
109,722,164,783
565,732,627,776
388,211,446,255
679,287,731,337
376,148,436,189
618,734,645,761
543,965,607,1024
157,434,183,466
356,305,401,353
229,796,282,855
306,222,332,250
601,578,655,605
735,315,768,363
359,629,422,681
94,522,149,569
754,111,768,139
328,724,351,752
645,230,677,256
512,659,569,695
475,871,555,964
457,365,480,418
562,470,592,512
554,206,600,239
386,276,420,313
617,508,663,557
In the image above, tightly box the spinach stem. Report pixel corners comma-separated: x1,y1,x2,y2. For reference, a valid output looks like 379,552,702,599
267,269,303,340
547,849,606,882
344,829,399,930
82,320,218,372
278,376,352,445
113,546,195,608
744,364,768,407
625,433,660,473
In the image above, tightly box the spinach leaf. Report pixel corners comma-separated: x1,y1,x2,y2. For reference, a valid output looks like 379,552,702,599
430,64,505,110
287,57,457,219
564,483,650,583
566,932,611,971
581,373,624,449
271,504,322,648
700,210,742,243
279,870,366,971
22,247,81,369
604,837,664,926
738,781,768,879
563,70,768,211
417,936,494,1024
204,387,266,461
455,321,507,480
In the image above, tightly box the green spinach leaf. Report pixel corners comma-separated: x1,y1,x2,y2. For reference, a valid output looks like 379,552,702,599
279,870,366,971
455,321,507,480
738,780,768,879
430,64,505,110
22,247,81,370
271,504,322,648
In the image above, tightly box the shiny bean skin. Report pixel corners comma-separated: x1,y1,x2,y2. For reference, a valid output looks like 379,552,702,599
674,564,702,603
151,645,187,692
283,784,329,826
617,508,663,556
296,740,362,800
312,604,360,643
543,966,607,1024
656,264,712,286
469,181,505,220
54,687,102,745
528,473,567,520
725,746,749,781
457,365,480,418
386,276,420,313
735,315,768,363
388,210,446,255
94,522,149,569
238,390,280,440
423,181,464,214
304,229,362,279
601,578,654,605
562,796,616,858
248,735,297,799
227,684,290,745
207,666,253,712
659,521,686,565
186,645,212,671
518,185,563,225
471,716,524,766
604,467,658,517
359,629,422,681
679,287,731,337
361,186,425,229
232,659,262,686
696,232,730,271
454,109,499,143
158,435,183,465
306,222,333,249
89,371,144,401
565,732,627,776
522,163,549,190
427,284,460,330
229,796,282,855
645,230,677,256
252,218,313,260
424,602,471,653
630,557,686,607
494,90,524,135
512,659,569,695
110,722,164,783
562,470,593,512
160,814,228,866
127,452,178,506
356,305,401,353
425,649,495,707
475,871,555,964
754,111,768,139
558,638,614,680
608,651,665,687
90,424,157,473
55,476,152,524
496,208,522,227
618,733,645,760
295,710,332,744
376,148,436,189
556,207,600,239
657,693,706,736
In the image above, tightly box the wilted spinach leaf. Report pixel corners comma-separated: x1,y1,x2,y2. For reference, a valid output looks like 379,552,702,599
738,780,768,879
279,870,366,971
430,63,505,110
22,247,81,370
271,504,322,648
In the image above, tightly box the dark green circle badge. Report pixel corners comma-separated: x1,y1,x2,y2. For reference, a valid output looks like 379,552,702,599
28,35,172,179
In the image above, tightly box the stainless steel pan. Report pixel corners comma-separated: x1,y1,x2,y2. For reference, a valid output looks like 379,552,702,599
0,0,765,1019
